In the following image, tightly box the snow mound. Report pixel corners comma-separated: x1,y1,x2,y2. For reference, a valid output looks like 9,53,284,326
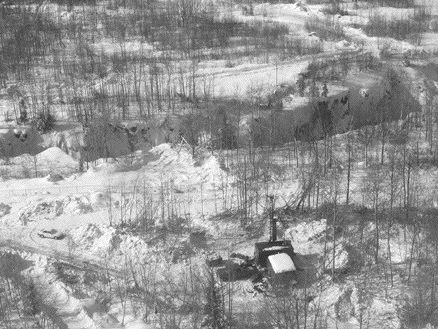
2,147,78,178
324,244,349,271
335,40,354,50
36,147,77,168
18,195,92,224
63,195,93,215
90,227,122,256
89,158,119,174
286,219,349,269
28,268,99,329
197,156,228,188
19,199,63,224
286,219,327,254
311,283,344,314
70,224,153,261
46,173,63,182
70,224,104,250
150,143,171,155
360,88,369,98
89,191,108,207
145,143,230,191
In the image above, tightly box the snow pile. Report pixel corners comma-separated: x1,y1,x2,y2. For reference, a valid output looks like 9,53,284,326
286,219,327,254
63,195,93,215
41,128,84,156
286,219,350,270
310,283,344,315
89,191,108,207
90,227,122,256
87,160,119,175
253,2,311,17
19,199,63,224
282,95,310,109
335,40,357,51
382,226,411,263
360,88,369,98
70,224,153,262
197,156,228,188
36,147,77,170
324,244,349,271
0,147,77,178
368,298,399,327
311,284,358,323
18,195,93,224
145,143,230,191
117,233,151,261
69,224,104,250
29,270,99,328
46,173,64,182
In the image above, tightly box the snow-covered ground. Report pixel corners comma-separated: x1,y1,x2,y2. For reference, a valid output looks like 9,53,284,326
2,0,438,327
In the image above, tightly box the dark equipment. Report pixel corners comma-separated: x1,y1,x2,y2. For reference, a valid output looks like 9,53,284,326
254,195,295,268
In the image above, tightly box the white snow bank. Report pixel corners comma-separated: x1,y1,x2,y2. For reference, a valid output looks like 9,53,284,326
33,274,99,329
36,147,77,168
69,224,155,263
286,219,327,254
268,253,296,273
63,195,93,215
324,244,349,271
0,147,78,178
19,253,99,329
382,226,411,263
145,143,230,191
310,283,344,313
252,2,313,18
286,219,349,270
70,224,104,250
124,319,151,329
18,195,92,224
89,191,108,207
335,39,358,51
87,158,119,174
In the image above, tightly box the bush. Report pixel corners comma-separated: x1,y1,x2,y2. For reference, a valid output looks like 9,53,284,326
32,111,56,133
305,16,345,41
398,268,438,328
362,0,415,8
364,9,430,41
321,4,349,16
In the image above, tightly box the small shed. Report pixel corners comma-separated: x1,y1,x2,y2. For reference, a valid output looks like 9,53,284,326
254,240,295,268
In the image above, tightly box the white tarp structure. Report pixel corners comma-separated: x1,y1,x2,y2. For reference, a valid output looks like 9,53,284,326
268,253,296,274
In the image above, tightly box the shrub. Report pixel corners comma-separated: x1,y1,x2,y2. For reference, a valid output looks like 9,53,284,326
321,4,349,16
364,9,430,41
398,268,438,328
306,0,331,4
379,42,393,59
305,16,345,41
32,111,56,133
363,0,415,8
